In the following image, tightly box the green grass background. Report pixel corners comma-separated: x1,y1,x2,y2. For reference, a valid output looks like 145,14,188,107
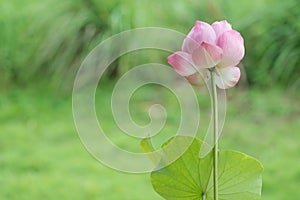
1,84,299,199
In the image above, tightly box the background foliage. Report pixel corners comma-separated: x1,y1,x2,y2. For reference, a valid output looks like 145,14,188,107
0,0,300,91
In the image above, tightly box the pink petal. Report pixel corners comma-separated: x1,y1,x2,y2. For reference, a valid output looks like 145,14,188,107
192,42,223,68
167,51,196,76
182,21,217,54
217,30,245,68
186,69,210,85
211,20,232,39
215,66,241,89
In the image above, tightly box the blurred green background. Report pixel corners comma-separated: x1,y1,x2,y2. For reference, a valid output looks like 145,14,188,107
0,0,300,199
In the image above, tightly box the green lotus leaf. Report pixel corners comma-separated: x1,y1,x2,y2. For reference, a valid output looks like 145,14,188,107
142,136,263,200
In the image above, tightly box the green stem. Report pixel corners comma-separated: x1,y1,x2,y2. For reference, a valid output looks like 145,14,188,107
210,70,218,200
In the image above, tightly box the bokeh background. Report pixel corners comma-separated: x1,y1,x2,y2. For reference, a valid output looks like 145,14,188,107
1,0,300,199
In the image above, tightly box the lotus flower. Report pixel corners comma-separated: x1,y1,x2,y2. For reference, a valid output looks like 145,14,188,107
167,20,245,89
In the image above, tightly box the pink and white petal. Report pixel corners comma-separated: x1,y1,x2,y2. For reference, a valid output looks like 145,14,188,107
215,66,241,89
217,30,245,68
186,69,210,85
211,20,232,39
192,42,223,69
182,21,217,54
167,51,197,76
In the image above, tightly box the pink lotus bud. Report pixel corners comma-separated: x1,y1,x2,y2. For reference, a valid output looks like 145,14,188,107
168,20,245,89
